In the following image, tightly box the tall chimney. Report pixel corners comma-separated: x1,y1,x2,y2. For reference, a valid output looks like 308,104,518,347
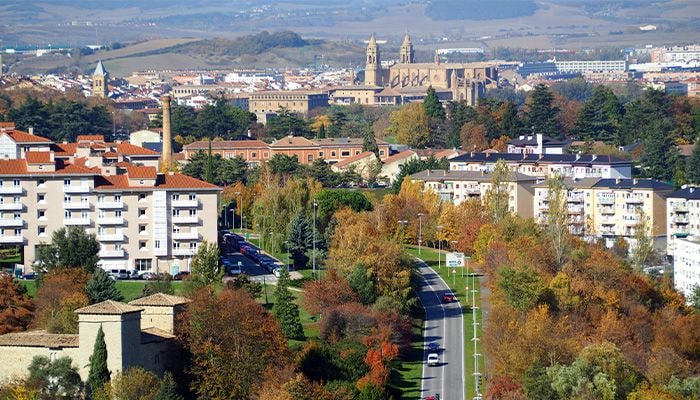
161,94,173,169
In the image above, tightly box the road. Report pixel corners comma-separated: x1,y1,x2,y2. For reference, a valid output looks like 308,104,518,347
417,259,465,400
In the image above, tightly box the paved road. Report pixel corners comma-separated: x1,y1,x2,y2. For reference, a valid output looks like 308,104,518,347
417,259,465,400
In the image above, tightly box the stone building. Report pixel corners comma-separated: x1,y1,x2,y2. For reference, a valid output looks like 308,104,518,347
92,60,109,98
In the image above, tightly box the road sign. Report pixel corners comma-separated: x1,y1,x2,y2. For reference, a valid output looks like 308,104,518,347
446,252,465,268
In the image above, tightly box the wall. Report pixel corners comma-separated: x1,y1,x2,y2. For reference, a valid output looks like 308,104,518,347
0,345,79,380
77,312,142,380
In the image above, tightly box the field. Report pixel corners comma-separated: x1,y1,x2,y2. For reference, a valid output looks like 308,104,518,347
18,280,185,301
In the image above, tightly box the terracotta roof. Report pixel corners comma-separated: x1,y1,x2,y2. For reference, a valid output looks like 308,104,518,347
77,135,105,142
314,137,389,147
141,327,176,344
433,148,463,160
270,136,318,148
25,151,52,164
0,331,78,348
333,151,376,168
115,142,160,156
0,160,28,175
94,173,220,190
75,300,144,315
103,151,118,158
173,152,186,161
184,139,269,151
52,143,78,157
6,130,52,143
383,150,417,165
0,122,15,129
0,159,98,176
129,293,191,306
126,165,157,179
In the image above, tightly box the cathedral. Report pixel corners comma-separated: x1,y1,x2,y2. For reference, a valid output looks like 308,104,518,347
331,33,499,106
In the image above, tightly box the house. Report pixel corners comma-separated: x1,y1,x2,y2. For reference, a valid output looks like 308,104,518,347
380,150,418,183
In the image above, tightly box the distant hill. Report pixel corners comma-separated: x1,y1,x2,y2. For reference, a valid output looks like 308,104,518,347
426,0,538,21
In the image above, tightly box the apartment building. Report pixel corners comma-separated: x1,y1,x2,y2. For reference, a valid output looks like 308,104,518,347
673,236,700,300
506,134,566,155
182,139,271,164
449,152,632,179
666,187,700,256
533,178,599,236
410,169,536,217
0,127,220,275
249,90,329,124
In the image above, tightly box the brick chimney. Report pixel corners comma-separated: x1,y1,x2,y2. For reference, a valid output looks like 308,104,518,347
161,95,172,169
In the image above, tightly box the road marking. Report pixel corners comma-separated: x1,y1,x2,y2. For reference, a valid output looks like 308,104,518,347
417,262,448,399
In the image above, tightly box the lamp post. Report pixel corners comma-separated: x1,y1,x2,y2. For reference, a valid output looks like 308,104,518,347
436,225,443,269
417,213,424,255
450,240,458,252
235,191,242,234
312,200,318,281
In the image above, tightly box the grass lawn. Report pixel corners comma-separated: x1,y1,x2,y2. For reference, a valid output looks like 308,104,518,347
406,245,485,400
18,280,185,302
258,283,319,350
18,280,36,297
389,311,425,400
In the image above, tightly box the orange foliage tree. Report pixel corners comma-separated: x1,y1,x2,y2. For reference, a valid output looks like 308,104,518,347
0,275,35,334
33,269,89,334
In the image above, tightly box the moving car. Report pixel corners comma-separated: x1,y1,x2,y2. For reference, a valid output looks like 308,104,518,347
427,353,439,366
423,395,440,400
427,342,440,352
442,293,457,303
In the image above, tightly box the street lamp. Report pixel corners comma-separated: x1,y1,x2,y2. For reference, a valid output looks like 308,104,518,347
436,225,443,269
417,213,424,255
450,240,458,252
312,200,318,281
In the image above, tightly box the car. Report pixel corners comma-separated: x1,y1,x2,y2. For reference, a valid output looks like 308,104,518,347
442,293,457,303
138,271,155,280
173,271,190,281
427,342,440,352
128,270,140,280
108,269,130,280
427,353,439,366
423,395,440,400
230,261,242,275
20,272,37,280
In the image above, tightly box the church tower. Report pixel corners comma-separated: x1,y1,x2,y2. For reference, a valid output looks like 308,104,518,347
364,33,382,86
92,60,109,98
399,33,414,64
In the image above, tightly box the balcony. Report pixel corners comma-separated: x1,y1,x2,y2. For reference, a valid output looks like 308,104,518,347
0,186,23,195
172,215,199,224
0,218,23,227
568,206,584,215
672,205,688,213
625,197,644,204
97,201,124,209
172,231,200,240
172,199,199,208
0,203,23,211
64,217,91,226
599,206,615,215
99,249,125,258
0,235,23,244
63,202,90,210
63,185,91,194
597,196,614,205
173,248,197,256
673,215,689,224
97,216,124,225
98,232,125,242
567,193,584,203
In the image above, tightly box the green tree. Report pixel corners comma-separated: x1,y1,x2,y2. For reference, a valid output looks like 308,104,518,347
149,104,197,137
390,155,449,194
141,275,175,297
34,227,100,275
195,98,255,139
225,273,262,298
348,264,376,305
525,84,560,139
86,268,124,304
155,372,184,400
631,208,654,269
497,265,543,311
524,363,559,400
447,100,477,148
484,159,511,222
317,123,326,139
268,154,301,176
182,151,248,186
362,127,379,155
190,240,222,287
687,142,700,185
573,86,622,143
266,109,311,139
27,356,82,400
287,212,313,269
640,119,678,181
309,158,340,187
87,326,110,395
272,268,304,340
423,86,446,120
546,174,570,269
110,367,160,400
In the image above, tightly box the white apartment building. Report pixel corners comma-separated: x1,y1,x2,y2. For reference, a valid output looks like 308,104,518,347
0,127,220,275
506,134,566,155
410,169,536,218
533,178,599,236
666,187,700,256
449,153,632,180
554,60,628,74
673,236,700,300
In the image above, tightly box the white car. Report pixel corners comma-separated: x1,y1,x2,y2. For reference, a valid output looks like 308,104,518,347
427,352,439,366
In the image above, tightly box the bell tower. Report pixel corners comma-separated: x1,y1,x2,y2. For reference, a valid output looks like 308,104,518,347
399,33,414,64
364,33,382,86
92,60,109,98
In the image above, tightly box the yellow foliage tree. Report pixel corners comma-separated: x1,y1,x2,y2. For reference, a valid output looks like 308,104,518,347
388,103,431,148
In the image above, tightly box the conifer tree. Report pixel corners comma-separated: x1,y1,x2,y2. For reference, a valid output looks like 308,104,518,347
272,268,304,340
287,213,312,269
640,119,677,182
155,371,184,400
525,84,560,139
87,325,110,395
687,142,700,185
362,127,379,155
86,268,124,304
423,86,445,120
317,123,326,139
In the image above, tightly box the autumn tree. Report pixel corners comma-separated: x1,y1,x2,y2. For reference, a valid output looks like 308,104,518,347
388,102,431,148
180,289,290,399
189,240,222,287
302,269,358,315
460,121,489,151
33,269,89,333
272,267,304,340
631,207,654,269
34,226,100,274
26,356,82,400
545,174,570,269
0,275,34,334
110,367,160,400
687,142,700,185
484,159,511,222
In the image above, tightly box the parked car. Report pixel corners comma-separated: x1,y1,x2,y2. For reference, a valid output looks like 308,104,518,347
229,261,242,275
20,272,36,280
138,271,155,280
272,267,281,278
108,269,130,280
128,270,140,280
173,271,190,281
442,293,457,303
427,353,439,366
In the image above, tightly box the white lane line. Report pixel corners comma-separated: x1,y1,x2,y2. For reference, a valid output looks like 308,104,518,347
417,262,447,399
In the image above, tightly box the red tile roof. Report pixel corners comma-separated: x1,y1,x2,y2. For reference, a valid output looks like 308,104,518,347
333,151,375,168
126,165,157,179
270,136,318,148
52,143,78,157
383,150,416,164
103,151,118,158
6,130,52,143
0,160,28,175
25,151,52,164
115,142,160,156
94,173,220,190
77,135,105,142
184,139,269,151
0,158,98,176
0,122,15,129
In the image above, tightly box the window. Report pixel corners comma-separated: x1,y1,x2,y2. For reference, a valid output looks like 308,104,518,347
139,241,147,250
188,194,196,201
81,212,88,219
98,194,105,203
14,229,20,236
38,179,46,186
64,211,72,219
189,242,197,249
98,227,105,235
135,259,152,271
319,151,324,157
139,193,146,201
38,210,45,219
139,225,147,234
172,209,180,217
63,179,71,186
379,150,385,156
188,209,196,216
341,151,350,157
38,227,46,235
38,194,45,202
331,151,337,157
173,242,180,250
172,194,180,201
155,240,161,249
99,210,105,218
173,226,180,234
307,154,313,162
251,152,257,158
64,195,71,203
114,195,121,202
355,151,360,155
138,208,146,217
12,179,20,187
115,210,122,217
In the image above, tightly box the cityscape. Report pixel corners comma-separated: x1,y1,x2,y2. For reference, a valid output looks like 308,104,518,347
1,1,700,399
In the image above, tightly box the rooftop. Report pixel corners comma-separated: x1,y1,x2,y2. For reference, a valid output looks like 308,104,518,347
0,331,78,348
450,152,631,166
592,178,674,191
668,186,700,200
333,151,376,168
383,150,417,164
129,293,191,307
184,139,269,150
75,300,144,315
533,177,601,189
411,169,537,183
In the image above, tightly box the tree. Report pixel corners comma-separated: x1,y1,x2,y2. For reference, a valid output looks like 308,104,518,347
155,372,184,400
689,285,700,310
631,207,654,269
573,86,622,143
640,119,678,181
484,159,510,222
390,155,449,194
34,227,100,274
87,326,110,395
525,84,561,139
362,127,379,155
27,356,81,400
34,269,89,334
141,274,175,296
460,121,489,151
388,102,431,148
309,158,341,187
272,268,304,340
189,240,222,287
0,275,34,334
423,86,445,120
86,268,124,304
266,108,311,139
194,98,255,139
110,367,160,400
268,154,301,176
687,142,700,185
182,151,248,186
497,265,543,311
225,274,262,298
287,212,313,269
545,174,570,269
181,289,290,399
348,264,376,305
